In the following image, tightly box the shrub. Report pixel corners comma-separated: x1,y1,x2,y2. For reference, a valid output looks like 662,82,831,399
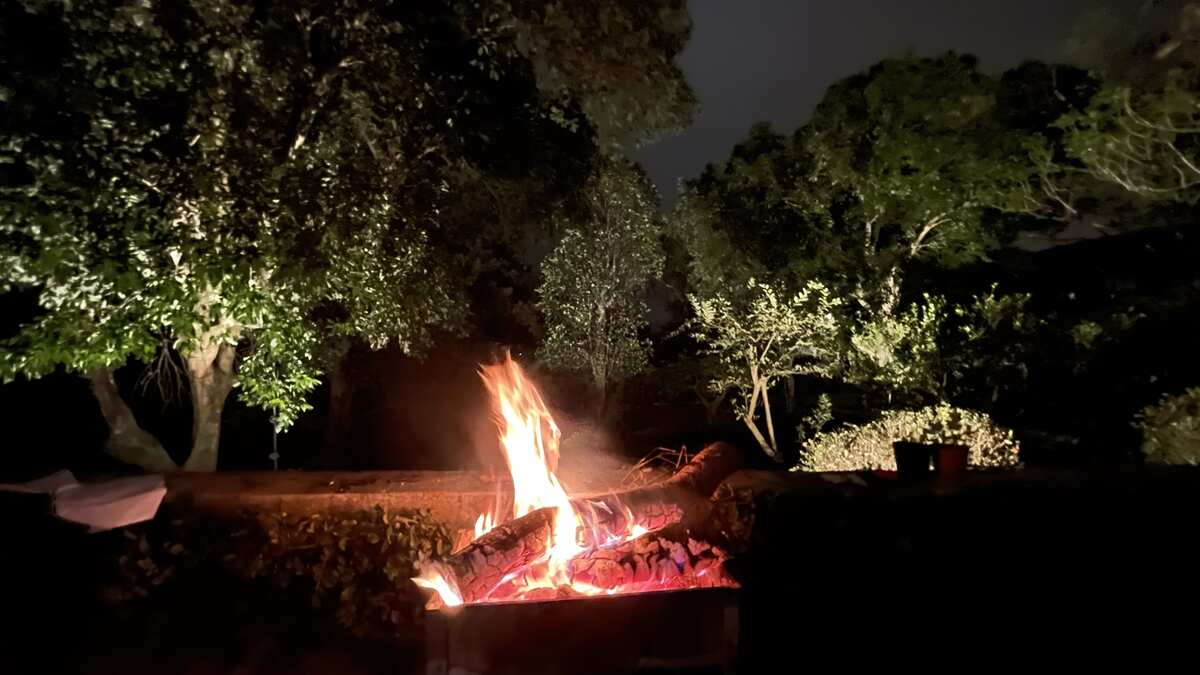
112,506,454,638
848,294,945,398
795,403,1021,472
1138,388,1200,466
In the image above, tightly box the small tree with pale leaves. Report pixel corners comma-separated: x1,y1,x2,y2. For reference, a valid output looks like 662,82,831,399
847,293,946,403
688,278,842,461
537,160,664,413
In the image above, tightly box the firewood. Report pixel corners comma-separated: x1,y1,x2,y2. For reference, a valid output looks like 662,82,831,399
431,443,741,604
566,524,737,593
437,506,555,604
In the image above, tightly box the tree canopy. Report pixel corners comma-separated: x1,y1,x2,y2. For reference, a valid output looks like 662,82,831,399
0,0,696,470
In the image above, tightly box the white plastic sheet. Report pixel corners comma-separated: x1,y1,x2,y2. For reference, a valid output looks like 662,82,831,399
0,470,166,532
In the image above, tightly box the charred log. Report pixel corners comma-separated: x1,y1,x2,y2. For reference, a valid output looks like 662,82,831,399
567,525,737,594
436,506,556,605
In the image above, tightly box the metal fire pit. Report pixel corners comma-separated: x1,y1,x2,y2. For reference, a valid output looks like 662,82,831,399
424,588,738,675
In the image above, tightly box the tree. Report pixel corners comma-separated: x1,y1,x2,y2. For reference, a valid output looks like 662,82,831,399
655,355,733,425
668,122,841,304
0,0,479,470
687,279,842,461
943,285,1042,409
483,0,697,148
1056,8,1200,202
846,294,945,405
0,0,697,470
793,54,1055,317
536,159,664,414
667,187,769,305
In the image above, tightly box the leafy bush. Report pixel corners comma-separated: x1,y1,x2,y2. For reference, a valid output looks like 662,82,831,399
112,506,454,638
1138,388,1200,466
848,294,945,398
795,403,1021,472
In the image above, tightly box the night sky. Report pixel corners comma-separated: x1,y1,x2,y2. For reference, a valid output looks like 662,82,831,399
636,0,1132,203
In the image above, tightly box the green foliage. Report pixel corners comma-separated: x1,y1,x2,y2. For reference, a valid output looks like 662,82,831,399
848,294,945,399
672,55,1057,344
794,55,1053,312
944,285,1042,404
795,393,834,444
796,403,1022,472
668,187,768,303
690,279,844,395
1137,388,1200,466
688,278,842,459
493,0,697,147
1,0,696,465
957,286,1038,340
1053,4,1200,203
1058,82,1200,201
1071,320,1105,350
537,159,664,393
237,319,323,431
113,506,453,638
0,0,477,434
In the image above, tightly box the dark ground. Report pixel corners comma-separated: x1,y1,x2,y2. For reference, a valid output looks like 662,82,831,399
4,465,1199,674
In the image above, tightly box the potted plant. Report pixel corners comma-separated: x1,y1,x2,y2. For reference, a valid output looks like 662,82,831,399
893,405,977,480
914,405,973,480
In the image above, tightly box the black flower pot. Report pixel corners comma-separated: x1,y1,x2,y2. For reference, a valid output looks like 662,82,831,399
892,441,933,479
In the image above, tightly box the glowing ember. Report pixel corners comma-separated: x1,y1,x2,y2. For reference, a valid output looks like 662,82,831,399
413,353,735,607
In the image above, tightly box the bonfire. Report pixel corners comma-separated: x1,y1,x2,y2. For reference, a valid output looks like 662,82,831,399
413,354,740,607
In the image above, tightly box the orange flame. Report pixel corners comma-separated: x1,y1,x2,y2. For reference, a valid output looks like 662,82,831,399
412,561,463,607
478,355,580,581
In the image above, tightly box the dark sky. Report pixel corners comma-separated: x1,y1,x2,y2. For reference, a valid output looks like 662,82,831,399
635,0,1112,202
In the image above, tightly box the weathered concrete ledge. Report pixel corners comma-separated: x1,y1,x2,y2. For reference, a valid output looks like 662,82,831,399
164,469,634,530
164,464,1200,535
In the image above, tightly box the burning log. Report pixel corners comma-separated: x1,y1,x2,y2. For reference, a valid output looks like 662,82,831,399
566,525,738,594
483,525,737,602
431,506,556,605
605,440,740,527
427,442,741,605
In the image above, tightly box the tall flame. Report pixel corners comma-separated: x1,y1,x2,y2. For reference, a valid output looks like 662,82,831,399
479,355,581,576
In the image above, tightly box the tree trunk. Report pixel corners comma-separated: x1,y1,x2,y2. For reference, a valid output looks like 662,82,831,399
181,343,237,472
696,387,726,425
880,264,902,318
784,376,796,414
760,379,780,461
87,368,178,472
592,361,609,421
742,378,778,461
320,350,355,466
